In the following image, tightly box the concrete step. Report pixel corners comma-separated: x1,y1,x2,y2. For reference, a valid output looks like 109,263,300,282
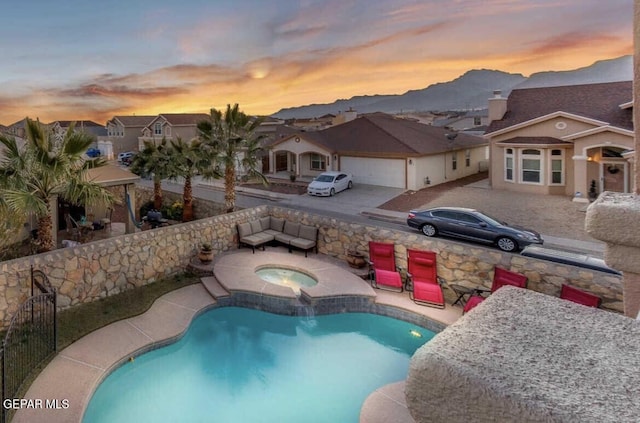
201,276,230,299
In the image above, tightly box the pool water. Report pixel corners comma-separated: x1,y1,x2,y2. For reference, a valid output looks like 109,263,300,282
255,267,317,294
83,308,433,423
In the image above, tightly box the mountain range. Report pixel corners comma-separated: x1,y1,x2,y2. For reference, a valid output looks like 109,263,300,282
271,55,633,119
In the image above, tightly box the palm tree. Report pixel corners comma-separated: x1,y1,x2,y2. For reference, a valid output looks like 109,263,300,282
0,118,115,252
197,104,267,213
167,137,210,222
130,138,172,210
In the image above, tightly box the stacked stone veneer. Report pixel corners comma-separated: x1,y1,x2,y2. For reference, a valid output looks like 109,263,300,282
0,205,623,329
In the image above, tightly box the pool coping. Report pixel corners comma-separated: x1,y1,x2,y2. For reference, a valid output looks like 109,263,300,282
13,250,462,423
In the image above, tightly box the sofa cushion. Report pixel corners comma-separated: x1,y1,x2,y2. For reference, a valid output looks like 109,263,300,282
275,233,297,244
290,237,316,250
283,221,300,237
270,217,285,232
298,225,317,241
241,233,274,246
250,220,262,234
238,222,252,238
260,216,271,231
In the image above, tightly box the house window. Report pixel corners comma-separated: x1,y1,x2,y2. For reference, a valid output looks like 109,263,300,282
521,149,542,184
505,148,514,181
473,116,481,126
166,127,171,137
154,122,162,136
550,149,564,185
452,152,457,171
465,149,471,167
310,154,326,171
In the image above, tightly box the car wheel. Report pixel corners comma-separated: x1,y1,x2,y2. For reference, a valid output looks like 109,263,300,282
330,188,336,196
421,224,437,237
347,181,353,189
496,237,517,252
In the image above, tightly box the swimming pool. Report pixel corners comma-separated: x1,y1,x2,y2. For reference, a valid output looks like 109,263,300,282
83,307,433,423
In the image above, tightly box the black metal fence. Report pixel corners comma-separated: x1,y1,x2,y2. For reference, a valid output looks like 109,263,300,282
1,267,57,423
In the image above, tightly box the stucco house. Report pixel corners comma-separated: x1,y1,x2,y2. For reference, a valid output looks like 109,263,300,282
105,115,156,155
485,81,635,201
138,113,209,148
266,112,488,190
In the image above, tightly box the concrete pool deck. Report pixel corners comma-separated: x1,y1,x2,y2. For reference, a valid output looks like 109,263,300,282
13,249,462,423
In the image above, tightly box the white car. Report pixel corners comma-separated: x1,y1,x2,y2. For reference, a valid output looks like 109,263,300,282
117,151,135,162
307,171,353,197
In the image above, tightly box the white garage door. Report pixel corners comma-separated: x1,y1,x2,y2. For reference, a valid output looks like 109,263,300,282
341,157,405,188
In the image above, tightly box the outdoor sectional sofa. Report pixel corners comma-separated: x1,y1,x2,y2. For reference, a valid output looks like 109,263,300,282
237,216,318,256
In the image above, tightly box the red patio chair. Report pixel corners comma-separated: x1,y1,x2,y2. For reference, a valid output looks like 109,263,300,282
407,249,445,308
560,284,601,308
463,267,527,313
368,241,403,292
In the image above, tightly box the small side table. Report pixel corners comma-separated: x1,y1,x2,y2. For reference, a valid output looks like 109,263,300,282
449,284,476,306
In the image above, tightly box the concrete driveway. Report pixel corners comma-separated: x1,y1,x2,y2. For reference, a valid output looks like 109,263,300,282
278,183,406,216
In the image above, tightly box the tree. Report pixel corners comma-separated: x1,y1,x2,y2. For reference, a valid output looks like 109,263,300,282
130,138,172,210
197,104,267,213
0,118,115,252
167,137,210,222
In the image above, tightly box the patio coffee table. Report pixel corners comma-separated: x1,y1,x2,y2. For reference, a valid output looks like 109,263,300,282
449,284,476,306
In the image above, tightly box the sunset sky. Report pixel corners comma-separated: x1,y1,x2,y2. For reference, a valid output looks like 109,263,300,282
0,0,633,125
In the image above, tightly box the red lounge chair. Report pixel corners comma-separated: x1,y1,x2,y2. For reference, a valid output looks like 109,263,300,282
560,284,601,308
463,267,527,313
407,249,445,308
368,241,403,292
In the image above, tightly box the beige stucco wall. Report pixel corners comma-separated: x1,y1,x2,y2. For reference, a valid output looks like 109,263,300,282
410,146,487,190
489,116,634,197
106,124,144,155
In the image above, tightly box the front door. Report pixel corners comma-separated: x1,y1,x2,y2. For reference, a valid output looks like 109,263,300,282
275,152,288,172
601,162,626,192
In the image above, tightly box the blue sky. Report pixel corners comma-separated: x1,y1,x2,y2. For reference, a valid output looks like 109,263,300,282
0,0,633,124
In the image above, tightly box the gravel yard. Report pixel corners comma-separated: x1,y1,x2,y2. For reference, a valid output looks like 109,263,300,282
379,173,598,242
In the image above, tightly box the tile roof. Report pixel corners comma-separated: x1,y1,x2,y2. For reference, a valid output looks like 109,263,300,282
486,81,633,134
52,120,103,127
319,113,486,156
270,113,486,156
159,113,209,125
112,116,156,126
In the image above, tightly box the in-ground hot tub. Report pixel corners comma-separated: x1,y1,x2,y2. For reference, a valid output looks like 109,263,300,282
255,266,318,294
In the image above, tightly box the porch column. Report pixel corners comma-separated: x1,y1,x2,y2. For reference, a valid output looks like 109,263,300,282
124,184,137,234
572,155,589,202
268,150,274,174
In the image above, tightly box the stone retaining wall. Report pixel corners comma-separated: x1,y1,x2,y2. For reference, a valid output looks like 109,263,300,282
0,205,623,329
268,206,623,312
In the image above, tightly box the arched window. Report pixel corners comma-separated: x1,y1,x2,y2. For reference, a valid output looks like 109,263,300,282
521,149,542,184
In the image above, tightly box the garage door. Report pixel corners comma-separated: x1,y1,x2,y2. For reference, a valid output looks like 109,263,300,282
341,157,405,188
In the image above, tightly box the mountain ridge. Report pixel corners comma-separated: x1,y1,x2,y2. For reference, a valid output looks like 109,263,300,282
271,55,632,119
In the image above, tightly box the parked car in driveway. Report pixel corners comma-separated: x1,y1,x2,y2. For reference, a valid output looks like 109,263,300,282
307,171,353,197
117,151,135,162
407,207,543,252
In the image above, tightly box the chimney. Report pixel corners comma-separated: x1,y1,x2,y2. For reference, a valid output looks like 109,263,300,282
488,90,507,121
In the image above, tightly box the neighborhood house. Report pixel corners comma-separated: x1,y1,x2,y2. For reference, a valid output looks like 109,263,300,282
485,81,636,200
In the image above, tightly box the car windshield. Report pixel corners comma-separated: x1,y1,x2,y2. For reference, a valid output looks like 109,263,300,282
315,175,335,182
478,212,506,226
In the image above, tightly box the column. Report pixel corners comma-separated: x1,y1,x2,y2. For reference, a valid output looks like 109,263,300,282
124,184,137,234
572,155,589,202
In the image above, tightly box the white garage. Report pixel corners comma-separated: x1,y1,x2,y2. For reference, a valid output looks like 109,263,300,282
340,156,406,188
